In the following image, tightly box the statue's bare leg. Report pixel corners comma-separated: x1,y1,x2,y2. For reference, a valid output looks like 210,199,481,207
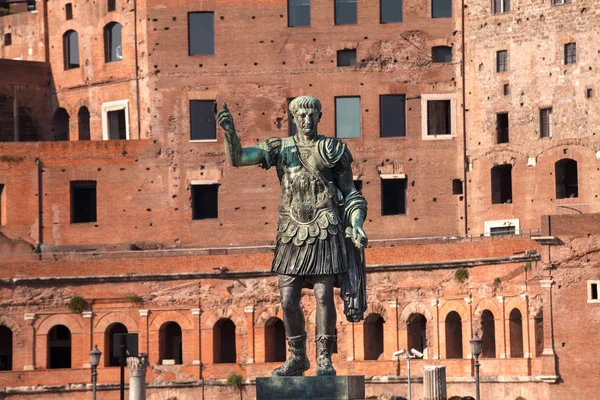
280,280,304,336
314,275,337,376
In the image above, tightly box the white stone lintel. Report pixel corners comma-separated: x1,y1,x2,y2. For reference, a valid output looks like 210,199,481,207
244,306,255,314
192,360,201,365
23,365,35,371
496,296,505,303
247,358,254,364
24,313,36,320
82,363,92,368
388,301,399,308
191,308,201,315
520,293,529,301
527,157,537,167
464,297,472,305
430,299,439,306
139,309,149,317
82,311,93,318
542,348,555,356
500,353,507,359
540,280,555,288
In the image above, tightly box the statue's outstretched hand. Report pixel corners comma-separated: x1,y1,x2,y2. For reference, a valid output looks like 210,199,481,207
216,102,235,133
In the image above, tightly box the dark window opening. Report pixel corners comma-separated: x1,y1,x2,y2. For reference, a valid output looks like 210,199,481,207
71,181,97,223
364,314,384,360
214,319,236,363
380,0,403,23
452,179,463,195
540,108,552,138
564,42,576,65
0,326,12,371
190,100,216,140
0,184,4,226
497,113,509,144
381,178,407,216
491,164,512,204
52,108,70,141
27,1,35,11
432,0,452,18
191,184,219,220
335,0,357,25
287,98,297,137
407,313,427,355
496,50,508,72
490,226,516,236
4,33,11,46
555,159,578,199
48,325,71,369
104,22,123,62
63,30,79,70
265,318,286,362
427,100,451,135
445,311,462,359
380,95,406,137
335,96,361,139
107,109,127,140
586,88,593,99
503,84,510,96
432,46,452,63
509,309,523,358
105,323,128,367
288,0,310,27
353,180,363,193
78,107,90,141
108,0,116,12
553,0,571,3
492,0,509,13
480,310,496,358
591,283,599,300
65,3,72,20
159,322,182,365
337,49,356,67
534,315,543,356
188,12,214,55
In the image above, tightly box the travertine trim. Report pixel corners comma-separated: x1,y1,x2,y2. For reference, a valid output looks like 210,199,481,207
430,299,439,306
244,306,255,313
139,310,149,317
191,308,201,315
101,99,130,141
464,297,472,304
23,365,34,371
24,313,36,320
82,311,93,318
540,280,554,288
388,301,399,308
496,296,505,303
380,173,406,180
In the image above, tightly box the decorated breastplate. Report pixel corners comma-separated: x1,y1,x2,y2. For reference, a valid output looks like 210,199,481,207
276,138,341,246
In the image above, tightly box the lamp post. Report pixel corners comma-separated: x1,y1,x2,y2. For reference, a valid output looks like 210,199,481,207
470,333,482,400
90,344,102,400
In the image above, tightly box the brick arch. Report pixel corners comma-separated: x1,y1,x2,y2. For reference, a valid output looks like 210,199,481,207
0,315,23,334
400,301,433,324
202,308,244,329
364,301,390,322
504,297,527,319
255,308,283,326
36,314,84,335
439,300,469,321
96,13,126,33
93,312,139,333
149,311,192,331
473,298,501,317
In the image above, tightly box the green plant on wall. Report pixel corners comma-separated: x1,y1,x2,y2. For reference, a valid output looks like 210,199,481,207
68,296,86,313
0,155,25,166
454,267,469,283
226,372,243,399
523,261,532,271
125,292,144,305
492,277,502,292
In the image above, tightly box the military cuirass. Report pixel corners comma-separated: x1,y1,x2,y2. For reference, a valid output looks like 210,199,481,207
275,137,342,247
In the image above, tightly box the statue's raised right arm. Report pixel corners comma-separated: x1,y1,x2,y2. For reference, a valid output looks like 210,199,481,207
216,103,266,167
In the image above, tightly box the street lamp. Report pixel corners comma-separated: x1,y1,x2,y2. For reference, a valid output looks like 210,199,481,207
470,333,482,400
90,344,102,400
392,348,424,400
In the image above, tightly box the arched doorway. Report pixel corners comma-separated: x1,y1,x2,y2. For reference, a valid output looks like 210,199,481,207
52,108,70,141
509,308,524,358
105,322,128,366
481,310,496,358
445,311,463,359
48,325,71,369
364,313,384,360
78,107,90,140
0,326,12,370
213,318,236,363
159,322,182,365
407,313,427,355
265,317,286,362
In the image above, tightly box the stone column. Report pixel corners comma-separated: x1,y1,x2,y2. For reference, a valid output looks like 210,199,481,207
127,353,149,400
245,306,255,364
423,365,447,400
497,296,507,358
430,299,440,359
23,313,36,370
82,311,93,368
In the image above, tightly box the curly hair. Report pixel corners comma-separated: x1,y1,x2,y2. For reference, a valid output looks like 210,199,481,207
288,96,322,116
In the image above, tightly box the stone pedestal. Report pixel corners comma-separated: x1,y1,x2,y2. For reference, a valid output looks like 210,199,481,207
423,366,447,400
256,376,365,400
127,354,148,400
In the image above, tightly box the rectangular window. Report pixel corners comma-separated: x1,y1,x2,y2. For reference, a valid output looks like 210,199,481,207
190,100,216,141
0,184,4,226
432,46,452,63
381,178,407,215
27,1,36,11
492,0,510,13
188,12,214,55
497,113,509,144
490,226,515,236
540,107,553,138
496,50,508,72
108,0,116,12
427,100,451,135
288,0,310,27
335,0,357,25
564,42,576,65
381,0,403,23
452,179,463,195
586,88,593,99
589,281,600,302
107,110,126,140
380,95,406,138
432,0,452,18
337,49,356,67
191,184,219,220
503,84,510,96
287,98,297,137
335,97,361,139
553,0,571,5
491,165,512,204
3,33,11,46
65,3,72,20
71,181,97,224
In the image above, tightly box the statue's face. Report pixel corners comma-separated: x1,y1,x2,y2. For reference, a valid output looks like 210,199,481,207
293,107,321,136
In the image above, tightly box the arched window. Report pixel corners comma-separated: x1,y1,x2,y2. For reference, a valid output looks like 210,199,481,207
509,308,523,358
555,159,578,199
78,107,90,140
0,326,12,371
48,325,71,369
63,30,80,70
213,318,236,364
265,317,286,362
480,310,496,358
534,313,544,356
52,108,70,141
104,22,123,62
445,311,463,359
19,107,42,142
159,322,182,365
364,313,384,360
407,313,427,355
105,323,128,367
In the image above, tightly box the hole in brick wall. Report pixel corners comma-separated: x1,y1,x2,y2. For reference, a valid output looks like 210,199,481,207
282,61,286,64
220,16,224,20
252,16,255,19
260,40,264,43
97,168,102,171
172,17,176,21
433,198,437,202
309,84,313,87
120,168,125,171
364,36,368,39
61,169,66,172
313,38,316,41
254,62,258,65
199,64,203,67
146,208,151,212
224,63,227,66
309,61,314,64
271,40,274,43
164,27,169,30
414,217,419,221
175,64,178,68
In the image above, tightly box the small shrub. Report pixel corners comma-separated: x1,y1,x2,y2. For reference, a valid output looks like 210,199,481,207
493,277,502,288
454,267,469,283
226,373,242,391
68,296,85,313
523,261,532,271
125,292,144,305
0,155,26,166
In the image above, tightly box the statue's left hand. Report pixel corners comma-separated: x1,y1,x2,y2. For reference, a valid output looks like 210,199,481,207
350,226,368,249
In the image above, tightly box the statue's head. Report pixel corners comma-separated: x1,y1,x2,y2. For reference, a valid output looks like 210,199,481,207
289,96,322,137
